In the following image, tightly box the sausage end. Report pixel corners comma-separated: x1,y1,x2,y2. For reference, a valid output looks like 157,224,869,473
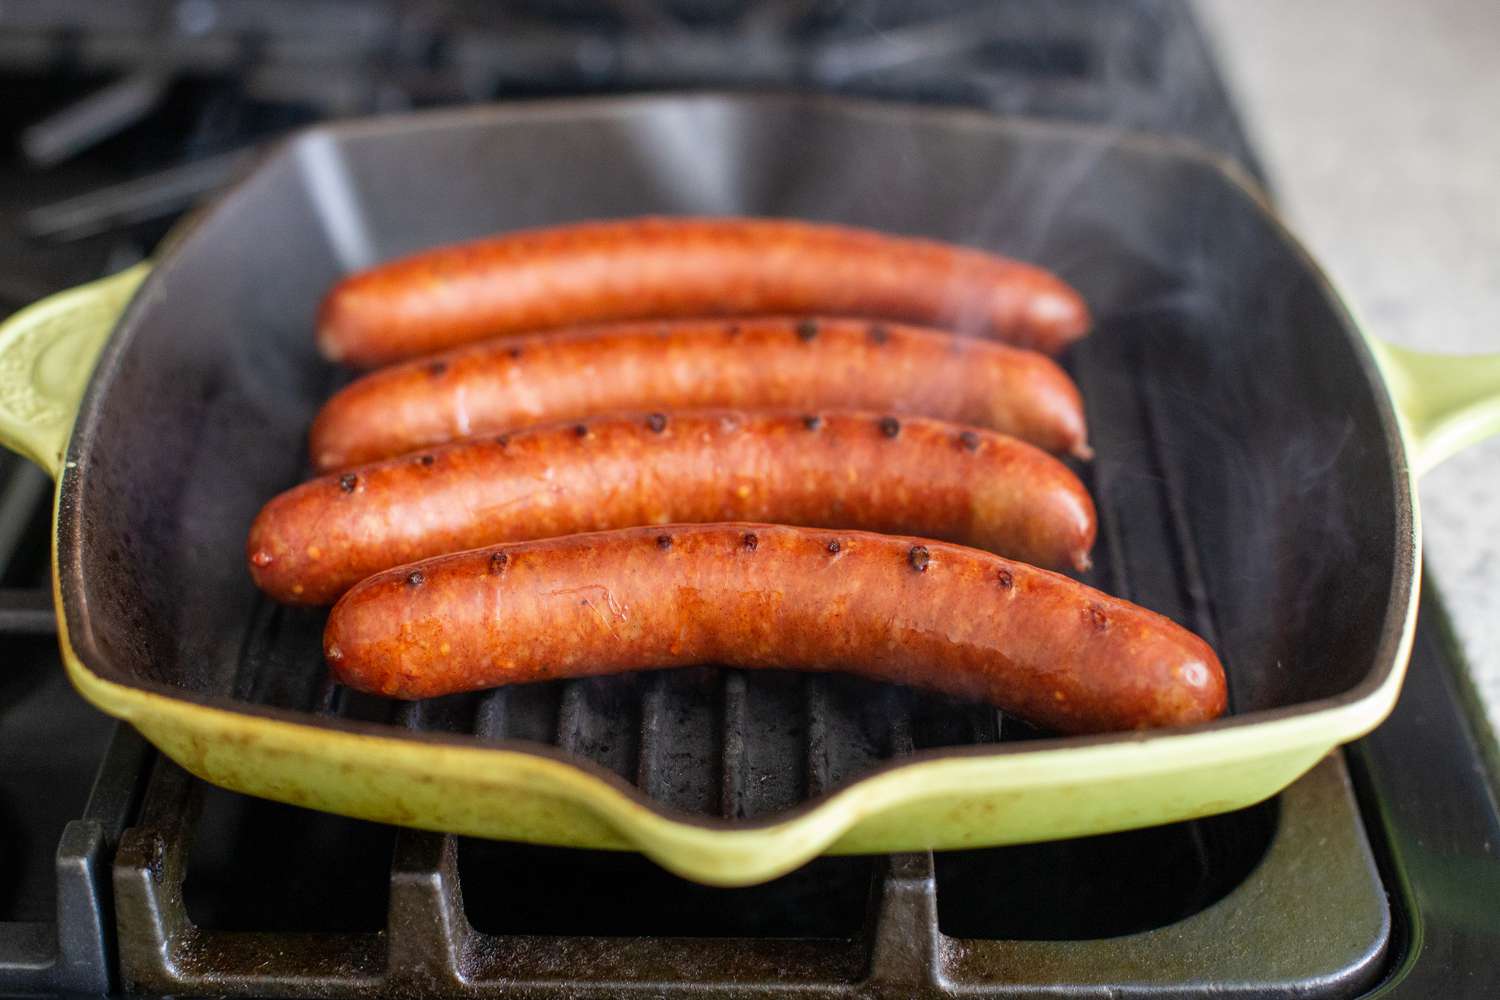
316,326,345,363
315,290,350,362
1020,285,1093,354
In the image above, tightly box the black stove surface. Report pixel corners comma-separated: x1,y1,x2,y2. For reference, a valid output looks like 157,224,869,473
1,2,1497,998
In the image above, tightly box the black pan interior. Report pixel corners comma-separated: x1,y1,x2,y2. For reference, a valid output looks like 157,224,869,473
55,95,1411,820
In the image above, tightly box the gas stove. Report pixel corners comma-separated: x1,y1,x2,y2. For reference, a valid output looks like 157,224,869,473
2,3,1498,998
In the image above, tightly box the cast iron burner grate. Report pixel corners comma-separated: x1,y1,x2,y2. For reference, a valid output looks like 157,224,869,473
105,757,1378,998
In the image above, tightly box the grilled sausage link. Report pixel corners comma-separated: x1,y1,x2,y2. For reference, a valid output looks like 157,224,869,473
324,524,1224,735
316,217,1091,368
309,316,1089,472
252,410,1096,605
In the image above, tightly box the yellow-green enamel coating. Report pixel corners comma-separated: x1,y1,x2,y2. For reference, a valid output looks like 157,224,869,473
57,640,1367,886
0,262,149,473
0,225,1493,883
1365,340,1500,476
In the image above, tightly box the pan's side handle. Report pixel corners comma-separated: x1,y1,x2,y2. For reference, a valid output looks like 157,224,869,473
0,263,151,479
1367,339,1500,477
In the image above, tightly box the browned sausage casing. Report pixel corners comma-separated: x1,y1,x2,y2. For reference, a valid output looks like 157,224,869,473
309,316,1089,472
316,217,1091,368
324,524,1225,735
251,410,1095,606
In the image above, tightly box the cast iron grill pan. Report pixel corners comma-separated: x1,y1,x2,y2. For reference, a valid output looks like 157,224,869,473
65,96,1398,826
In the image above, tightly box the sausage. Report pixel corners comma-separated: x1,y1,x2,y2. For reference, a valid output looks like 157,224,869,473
309,316,1090,472
316,217,1091,368
251,410,1096,605
323,524,1225,735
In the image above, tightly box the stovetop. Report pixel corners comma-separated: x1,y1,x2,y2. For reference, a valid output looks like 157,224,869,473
1,2,1498,998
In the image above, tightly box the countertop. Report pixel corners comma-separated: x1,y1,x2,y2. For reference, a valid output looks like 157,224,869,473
1197,0,1500,730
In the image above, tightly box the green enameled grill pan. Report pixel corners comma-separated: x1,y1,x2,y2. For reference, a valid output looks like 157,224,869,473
1,94,1497,886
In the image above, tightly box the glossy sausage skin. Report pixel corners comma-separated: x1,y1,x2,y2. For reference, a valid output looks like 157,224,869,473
324,524,1225,735
252,410,1096,605
316,217,1091,368
309,316,1090,472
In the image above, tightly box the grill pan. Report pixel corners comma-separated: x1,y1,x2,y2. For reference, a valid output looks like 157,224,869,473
1,94,1496,886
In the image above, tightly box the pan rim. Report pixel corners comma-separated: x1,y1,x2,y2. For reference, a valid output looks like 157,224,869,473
50,91,1419,843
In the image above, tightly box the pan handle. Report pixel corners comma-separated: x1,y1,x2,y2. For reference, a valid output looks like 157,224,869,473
0,263,151,478
1368,339,1500,477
